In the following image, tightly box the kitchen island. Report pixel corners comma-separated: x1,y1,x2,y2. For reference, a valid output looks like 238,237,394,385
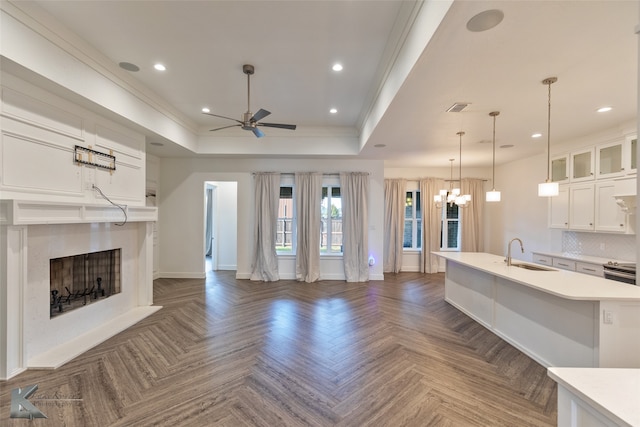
433,252,640,368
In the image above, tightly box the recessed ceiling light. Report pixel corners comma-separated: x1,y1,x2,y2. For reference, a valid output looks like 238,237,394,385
500,144,514,149
466,9,504,32
332,63,343,72
329,108,338,114
374,144,386,148
202,107,210,113
597,106,612,113
531,133,542,138
154,63,166,71
150,142,164,147
119,62,140,72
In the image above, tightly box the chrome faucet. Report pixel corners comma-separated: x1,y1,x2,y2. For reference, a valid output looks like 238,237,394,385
506,238,524,266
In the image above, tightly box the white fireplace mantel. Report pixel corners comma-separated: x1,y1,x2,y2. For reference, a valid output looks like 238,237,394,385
0,199,159,380
0,199,157,225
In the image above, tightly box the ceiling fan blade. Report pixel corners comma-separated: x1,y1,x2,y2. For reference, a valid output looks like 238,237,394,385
251,108,271,122
203,112,242,124
210,124,241,132
259,122,297,130
252,127,265,138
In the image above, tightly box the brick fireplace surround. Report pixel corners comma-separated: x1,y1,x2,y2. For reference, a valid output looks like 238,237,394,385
0,200,160,380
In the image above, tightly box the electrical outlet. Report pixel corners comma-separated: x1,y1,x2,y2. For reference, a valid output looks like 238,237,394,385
603,310,613,324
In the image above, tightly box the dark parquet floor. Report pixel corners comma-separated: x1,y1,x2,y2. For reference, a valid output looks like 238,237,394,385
1,269,557,426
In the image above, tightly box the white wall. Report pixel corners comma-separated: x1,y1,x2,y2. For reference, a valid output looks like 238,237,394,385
158,157,384,280
1,72,146,206
485,153,557,262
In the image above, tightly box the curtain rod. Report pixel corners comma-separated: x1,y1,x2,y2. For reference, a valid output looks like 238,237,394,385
252,172,369,176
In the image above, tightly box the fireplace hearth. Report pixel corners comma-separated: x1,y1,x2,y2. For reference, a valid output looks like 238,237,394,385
49,249,121,318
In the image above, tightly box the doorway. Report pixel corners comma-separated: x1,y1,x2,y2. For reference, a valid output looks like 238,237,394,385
204,181,238,273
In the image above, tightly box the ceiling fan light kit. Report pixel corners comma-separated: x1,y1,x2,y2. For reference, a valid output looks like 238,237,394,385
203,64,297,138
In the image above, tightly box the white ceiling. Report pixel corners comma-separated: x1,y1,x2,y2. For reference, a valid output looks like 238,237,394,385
26,0,639,167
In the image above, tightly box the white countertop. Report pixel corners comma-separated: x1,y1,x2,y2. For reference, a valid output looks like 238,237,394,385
433,252,640,301
548,367,640,427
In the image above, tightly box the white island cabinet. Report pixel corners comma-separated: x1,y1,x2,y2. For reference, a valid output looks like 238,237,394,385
548,368,640,427
433,252,640,368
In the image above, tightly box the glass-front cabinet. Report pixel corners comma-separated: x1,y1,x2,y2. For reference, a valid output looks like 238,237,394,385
628,135,637,173
596,140,624,178
550,154,569,183
571,148,595,182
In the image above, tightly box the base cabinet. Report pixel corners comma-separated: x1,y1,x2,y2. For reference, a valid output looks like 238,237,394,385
532,253,604,277
549,368,640,427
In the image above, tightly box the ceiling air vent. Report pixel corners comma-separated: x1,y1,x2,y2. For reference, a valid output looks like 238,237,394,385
446,102,470,113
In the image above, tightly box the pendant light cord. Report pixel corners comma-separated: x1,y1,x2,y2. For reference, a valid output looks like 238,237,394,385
543,77,557,183
459,134,462,183
490,111,499,190
546,80,551,182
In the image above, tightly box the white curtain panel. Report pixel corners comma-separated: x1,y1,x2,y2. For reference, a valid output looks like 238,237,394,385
294,172,322,282
461,178,484,252
419,178,445,273
250,172,281,281
340,172,370,282
383,179,406,273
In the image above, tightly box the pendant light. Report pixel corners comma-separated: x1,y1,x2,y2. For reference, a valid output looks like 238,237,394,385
538,77,559,197
486,111,501,202
455,131,471,207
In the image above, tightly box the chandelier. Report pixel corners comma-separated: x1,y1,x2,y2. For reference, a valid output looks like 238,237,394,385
434,132,471,208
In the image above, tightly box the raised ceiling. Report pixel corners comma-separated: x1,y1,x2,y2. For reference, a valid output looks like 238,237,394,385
17,1,640,167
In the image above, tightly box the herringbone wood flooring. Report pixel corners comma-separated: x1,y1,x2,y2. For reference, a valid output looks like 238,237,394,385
1,270,557,426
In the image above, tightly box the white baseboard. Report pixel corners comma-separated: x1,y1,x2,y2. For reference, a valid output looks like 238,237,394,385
158,272,205,279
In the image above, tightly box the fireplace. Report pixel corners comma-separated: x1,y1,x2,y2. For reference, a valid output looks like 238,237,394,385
49,249,121,318
1,199,160,380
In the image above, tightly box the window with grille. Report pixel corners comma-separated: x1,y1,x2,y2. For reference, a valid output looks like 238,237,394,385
321,186,342,254
440,202,460,250
276,186,294,253
403,190,422,249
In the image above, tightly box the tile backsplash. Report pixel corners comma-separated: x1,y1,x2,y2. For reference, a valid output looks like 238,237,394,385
563,231,637,262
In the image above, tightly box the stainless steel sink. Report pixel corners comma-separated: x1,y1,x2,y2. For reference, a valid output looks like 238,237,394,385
511,262,556,272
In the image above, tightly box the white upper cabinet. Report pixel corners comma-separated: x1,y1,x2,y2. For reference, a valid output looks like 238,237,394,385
594,181,627,232
570,148,595,182
596,140,625,178
569,184,595,230
551,154,569,183
627,135,637,174
549,186,569,229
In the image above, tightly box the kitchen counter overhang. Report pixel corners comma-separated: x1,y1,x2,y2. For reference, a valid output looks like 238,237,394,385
433,252,640,368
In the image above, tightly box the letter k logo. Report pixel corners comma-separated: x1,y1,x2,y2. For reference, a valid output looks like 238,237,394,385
10,384,47,419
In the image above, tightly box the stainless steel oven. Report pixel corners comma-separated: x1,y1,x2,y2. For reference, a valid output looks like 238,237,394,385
603,262,636,285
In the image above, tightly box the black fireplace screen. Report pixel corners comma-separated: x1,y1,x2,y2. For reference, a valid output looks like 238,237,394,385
49,248,121,318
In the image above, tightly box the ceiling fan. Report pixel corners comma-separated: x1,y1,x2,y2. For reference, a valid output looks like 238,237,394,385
203,64,297,138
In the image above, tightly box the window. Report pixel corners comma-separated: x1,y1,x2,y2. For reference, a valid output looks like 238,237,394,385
440,202,460,250
276,186,294,253
321,186,342,254
403,190,421,249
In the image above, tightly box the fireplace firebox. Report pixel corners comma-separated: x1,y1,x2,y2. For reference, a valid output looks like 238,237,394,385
49,248,121,318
